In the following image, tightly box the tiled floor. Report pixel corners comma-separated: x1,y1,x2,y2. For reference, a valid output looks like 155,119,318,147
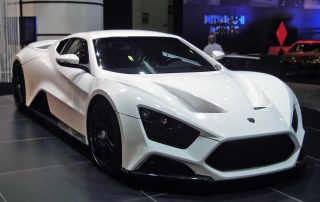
0,95,319,202
288,82,320,110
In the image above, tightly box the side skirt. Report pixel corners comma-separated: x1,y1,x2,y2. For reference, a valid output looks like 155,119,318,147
29,108,86,144
29,91,86,144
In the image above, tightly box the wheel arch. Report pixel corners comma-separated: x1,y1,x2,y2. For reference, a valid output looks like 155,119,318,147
12,59,26,110
13,58,22,67
12,59,24,76
86,92,124,171
86,91,122,143
12,56,23,66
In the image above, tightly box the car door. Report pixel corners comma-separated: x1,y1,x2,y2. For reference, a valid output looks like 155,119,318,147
57,37,93,92
49,37,95,134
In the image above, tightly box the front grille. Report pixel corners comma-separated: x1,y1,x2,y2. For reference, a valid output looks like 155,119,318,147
206,134,296,171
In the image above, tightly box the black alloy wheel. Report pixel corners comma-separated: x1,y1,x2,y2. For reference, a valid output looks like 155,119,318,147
87,99,122,172
12,63,26,111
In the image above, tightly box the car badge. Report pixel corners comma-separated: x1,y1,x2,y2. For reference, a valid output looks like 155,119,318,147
247,118,255,123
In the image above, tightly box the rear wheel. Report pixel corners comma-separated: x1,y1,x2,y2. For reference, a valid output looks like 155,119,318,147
12,62,26,111
87,98,122,172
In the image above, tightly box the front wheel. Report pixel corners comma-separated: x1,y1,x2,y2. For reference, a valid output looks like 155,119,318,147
87,98,122,172
12,63,26,111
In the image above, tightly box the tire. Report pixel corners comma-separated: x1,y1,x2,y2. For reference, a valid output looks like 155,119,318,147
12,62,26,111
87,98,122,173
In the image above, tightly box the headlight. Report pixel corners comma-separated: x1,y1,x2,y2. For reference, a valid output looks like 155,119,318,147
139,107,199,149
292,105,298,133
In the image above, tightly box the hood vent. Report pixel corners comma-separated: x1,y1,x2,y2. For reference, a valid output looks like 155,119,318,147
254,107,266,110
155,83,227,113
229,73,271,110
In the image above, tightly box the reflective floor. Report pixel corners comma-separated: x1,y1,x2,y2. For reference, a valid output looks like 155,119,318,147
0,95,319,202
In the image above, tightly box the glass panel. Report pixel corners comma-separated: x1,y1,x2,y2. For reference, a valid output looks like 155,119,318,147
0,0,20,82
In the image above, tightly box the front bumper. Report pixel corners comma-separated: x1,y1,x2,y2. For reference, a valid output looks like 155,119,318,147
118,113,305,181
122,167,215,183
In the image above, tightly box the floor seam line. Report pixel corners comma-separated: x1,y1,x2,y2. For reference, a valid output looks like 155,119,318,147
122,193,166,202
0,118,30,124
306,155,320,163
4,95,13,103
269,187,303,202
149,193,167,198
305,126,320,132
139,190,158,202
121,196,150,202
0,161,91,176
0,191,7,202
0,136,56,144
4,96,16,110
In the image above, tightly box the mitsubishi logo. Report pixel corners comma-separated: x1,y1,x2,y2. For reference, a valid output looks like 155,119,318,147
247,118,255,123
268,21,288,56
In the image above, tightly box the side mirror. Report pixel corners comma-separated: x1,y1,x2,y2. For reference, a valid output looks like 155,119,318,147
212,51,225,60
56,54,79,65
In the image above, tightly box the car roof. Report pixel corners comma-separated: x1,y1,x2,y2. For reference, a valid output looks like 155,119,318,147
67,30,180,40
295,40,320,44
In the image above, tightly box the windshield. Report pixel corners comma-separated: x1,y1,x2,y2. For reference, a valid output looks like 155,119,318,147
93,37,216,74
289,43,320,52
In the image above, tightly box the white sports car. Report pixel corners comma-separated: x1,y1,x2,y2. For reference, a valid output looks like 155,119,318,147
12,30,305,182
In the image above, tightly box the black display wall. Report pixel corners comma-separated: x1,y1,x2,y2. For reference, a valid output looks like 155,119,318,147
173,0,183,36
103,0,184,36
104,0,133,30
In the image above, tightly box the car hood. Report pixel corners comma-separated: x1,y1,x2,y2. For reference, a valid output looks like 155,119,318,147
102,70,293,139
137,71,271,113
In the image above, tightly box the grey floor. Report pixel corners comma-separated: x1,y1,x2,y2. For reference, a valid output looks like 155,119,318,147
288,82,320,111
0,95,319,202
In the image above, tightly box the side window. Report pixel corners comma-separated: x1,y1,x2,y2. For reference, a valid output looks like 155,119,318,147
56,39,69,54
63,38,89,65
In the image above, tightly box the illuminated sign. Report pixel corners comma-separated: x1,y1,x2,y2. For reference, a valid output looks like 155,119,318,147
204,15,246,35
304,0,320,9
268,21,289,56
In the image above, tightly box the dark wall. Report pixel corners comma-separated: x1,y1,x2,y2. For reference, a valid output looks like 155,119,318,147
0,83,12,95
173,0,183,36
103,0,183,35
104,0,133,29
